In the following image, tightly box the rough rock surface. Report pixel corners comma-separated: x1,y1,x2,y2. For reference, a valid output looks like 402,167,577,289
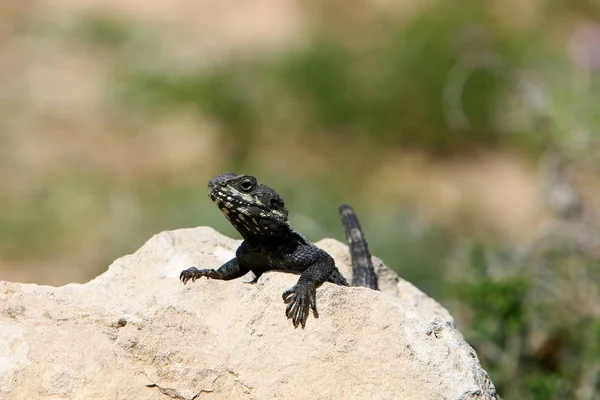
0,227,498,400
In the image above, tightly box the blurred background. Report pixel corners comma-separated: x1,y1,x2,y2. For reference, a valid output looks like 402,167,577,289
1,0,599,398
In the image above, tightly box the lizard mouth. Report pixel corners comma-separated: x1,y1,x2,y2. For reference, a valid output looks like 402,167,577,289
209,185,265,214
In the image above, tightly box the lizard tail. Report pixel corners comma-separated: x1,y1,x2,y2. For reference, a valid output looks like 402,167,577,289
338,204,379,290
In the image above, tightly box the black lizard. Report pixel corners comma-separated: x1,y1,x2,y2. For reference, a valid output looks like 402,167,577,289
180,172,378,328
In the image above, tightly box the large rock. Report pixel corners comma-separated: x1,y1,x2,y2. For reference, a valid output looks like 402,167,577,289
0,227,498,400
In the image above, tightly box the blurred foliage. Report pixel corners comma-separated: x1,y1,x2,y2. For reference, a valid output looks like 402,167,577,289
117,67,260,165
112,0,562,158
70,12,133,49
451,240,600,400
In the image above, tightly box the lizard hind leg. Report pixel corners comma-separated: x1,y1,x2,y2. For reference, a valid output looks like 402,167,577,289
328,269,349,286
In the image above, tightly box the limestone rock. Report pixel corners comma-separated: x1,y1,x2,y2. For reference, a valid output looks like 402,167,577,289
0,227,498,400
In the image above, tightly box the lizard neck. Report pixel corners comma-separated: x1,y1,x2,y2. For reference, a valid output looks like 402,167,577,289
240,228,295,248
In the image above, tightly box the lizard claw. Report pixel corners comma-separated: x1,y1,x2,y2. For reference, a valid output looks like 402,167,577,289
180,267,218,284
282,282,318,329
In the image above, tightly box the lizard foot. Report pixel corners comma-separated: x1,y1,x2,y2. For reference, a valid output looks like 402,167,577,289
180,267,218,284
282,282,318,329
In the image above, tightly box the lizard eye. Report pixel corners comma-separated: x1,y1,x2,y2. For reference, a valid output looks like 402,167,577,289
239,177,256,192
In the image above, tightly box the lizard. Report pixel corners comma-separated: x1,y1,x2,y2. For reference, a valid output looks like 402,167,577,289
180,172,378,328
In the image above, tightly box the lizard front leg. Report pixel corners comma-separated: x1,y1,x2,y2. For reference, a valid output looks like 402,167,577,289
180,257,249,284
281,249,336,328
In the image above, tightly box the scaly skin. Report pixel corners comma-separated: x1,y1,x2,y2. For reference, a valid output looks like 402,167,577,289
339,204,379,290
180,172,349,328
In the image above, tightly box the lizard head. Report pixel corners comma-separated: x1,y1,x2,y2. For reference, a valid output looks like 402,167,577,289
208,172,290,238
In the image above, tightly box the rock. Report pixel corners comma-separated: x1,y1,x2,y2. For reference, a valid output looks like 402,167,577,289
0,227,498,400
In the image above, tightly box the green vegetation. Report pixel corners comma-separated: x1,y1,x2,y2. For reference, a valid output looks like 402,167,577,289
452,242,600,399
115,3,551,156
70,12,134,50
